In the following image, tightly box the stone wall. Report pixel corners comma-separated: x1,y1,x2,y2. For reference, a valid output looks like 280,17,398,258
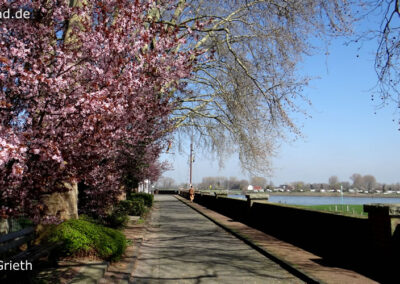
180,191,399,282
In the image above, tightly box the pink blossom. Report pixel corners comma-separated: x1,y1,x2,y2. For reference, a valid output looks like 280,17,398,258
0,0,197,222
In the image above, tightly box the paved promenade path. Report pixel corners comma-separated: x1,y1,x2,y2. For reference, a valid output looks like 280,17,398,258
177,196,378,284
131,195,302,283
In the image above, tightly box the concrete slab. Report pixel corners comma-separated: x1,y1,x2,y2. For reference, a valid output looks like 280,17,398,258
70,261,108,284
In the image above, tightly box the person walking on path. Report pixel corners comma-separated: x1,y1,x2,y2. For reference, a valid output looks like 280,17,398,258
189,186,195,202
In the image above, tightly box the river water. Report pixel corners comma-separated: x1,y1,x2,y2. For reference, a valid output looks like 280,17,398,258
228,194,400,205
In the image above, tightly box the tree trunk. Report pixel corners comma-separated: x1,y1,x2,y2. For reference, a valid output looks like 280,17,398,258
0,219,9,235
41,181,79,221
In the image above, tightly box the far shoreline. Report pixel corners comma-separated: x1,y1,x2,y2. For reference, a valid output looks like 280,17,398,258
194,189,400,199
267,192,400,198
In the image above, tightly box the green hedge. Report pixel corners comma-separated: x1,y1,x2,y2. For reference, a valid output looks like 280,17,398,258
104,202,130,228
127,193,154,207
80,198,148,229
48,219,127,261
119,199,146,216
102,199,147,227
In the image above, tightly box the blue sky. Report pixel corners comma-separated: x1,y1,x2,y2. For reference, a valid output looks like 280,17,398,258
161,11,400,186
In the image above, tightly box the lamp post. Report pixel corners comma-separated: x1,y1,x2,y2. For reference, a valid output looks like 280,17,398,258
189,139,193,187
189,117,194,188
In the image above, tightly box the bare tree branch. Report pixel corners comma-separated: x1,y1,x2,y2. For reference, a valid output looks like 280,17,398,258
159,1,354,174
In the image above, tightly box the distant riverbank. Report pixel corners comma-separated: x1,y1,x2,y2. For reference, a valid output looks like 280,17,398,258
228,193,400,206
198,189,400,199
267,192,400,198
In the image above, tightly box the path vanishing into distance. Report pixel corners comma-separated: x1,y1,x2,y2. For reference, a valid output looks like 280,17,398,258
131,195,302,283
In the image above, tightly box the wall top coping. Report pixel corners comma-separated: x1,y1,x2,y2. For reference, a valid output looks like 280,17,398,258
364,203,400,216
213,190,228,196
246,193,269,200
214,194,228,198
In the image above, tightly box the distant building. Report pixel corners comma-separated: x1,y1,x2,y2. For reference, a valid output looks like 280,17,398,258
138,179,150,193
274,188,285,192
253,186,263,192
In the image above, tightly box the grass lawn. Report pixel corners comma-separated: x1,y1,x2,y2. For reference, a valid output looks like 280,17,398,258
295,204,367,216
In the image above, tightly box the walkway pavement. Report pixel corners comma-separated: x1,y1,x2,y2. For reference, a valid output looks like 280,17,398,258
131,195,302,283
177,195,378,284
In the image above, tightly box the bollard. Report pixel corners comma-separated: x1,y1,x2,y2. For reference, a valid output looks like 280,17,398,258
245,193,269,208
364,203,400,248
364,203,400,280
214,190,228,199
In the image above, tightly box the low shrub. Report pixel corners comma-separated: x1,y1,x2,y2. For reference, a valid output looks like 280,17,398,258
79,199,146,228
17,217,34,228
103,204,130,228
127,193,154,208
129,199,147,216
47,219,127,261
115,199,146,216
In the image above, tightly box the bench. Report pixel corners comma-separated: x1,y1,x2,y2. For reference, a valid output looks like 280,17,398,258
0,226,61,268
